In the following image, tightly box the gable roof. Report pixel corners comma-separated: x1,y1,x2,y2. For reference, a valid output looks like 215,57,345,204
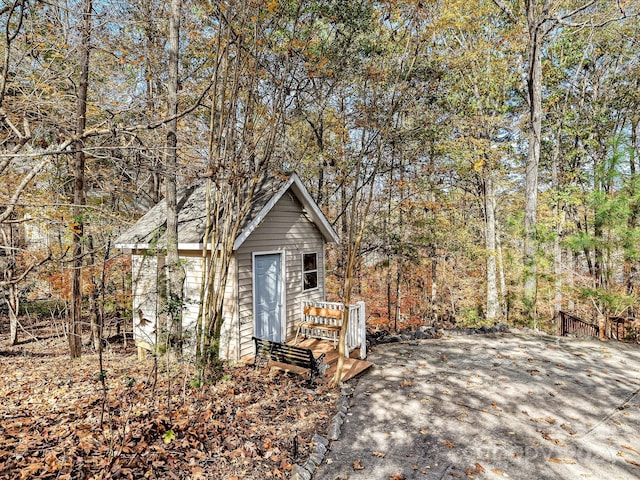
114,172,339,250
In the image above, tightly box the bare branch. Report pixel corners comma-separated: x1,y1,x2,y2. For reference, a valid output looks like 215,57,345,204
558,0,596,22
0,157,51,223
491,0,517,23
0,250,52,287
554,0,638,29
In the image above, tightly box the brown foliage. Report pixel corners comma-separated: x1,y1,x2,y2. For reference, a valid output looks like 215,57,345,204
0,321,337,479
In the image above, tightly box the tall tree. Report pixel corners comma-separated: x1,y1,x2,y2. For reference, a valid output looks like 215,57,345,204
69,0,93,358
492,0,638,324
433,0,520,323
195,0,300,378
162,0,184,352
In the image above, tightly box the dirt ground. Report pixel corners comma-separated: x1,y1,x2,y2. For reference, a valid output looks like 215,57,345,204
0,317,339,480
315,332,640,480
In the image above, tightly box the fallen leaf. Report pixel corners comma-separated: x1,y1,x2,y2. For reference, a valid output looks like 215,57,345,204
20,463,43,480
475,463,485,472
622,445,640,455
540,430,567,446
353,459,365,470
372,451,386,458
389,474,405,480
244,441,258,457
444,440,455,448
190,467,206,480
548,457,562,464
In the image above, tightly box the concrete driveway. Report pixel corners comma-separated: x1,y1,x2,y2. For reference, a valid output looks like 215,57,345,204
314,333,640,480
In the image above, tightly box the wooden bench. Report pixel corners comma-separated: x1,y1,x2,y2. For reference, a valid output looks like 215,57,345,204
294,305,343,347
252,336,328,385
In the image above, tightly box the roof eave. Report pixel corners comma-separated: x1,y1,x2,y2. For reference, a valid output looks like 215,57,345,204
114,242,204,251
114,243,151,250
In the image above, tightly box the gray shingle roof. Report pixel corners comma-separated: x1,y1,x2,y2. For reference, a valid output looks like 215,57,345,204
114,173,339,250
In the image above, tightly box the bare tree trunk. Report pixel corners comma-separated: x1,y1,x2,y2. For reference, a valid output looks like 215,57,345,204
331,133,379,386
386,254,393,330
567,249,576,311
552,129,563,320
593,147,607,293
69,0,93,358
496,226,507,321
194,0,293,378
88,235,102,350
522,0,548,326
394,260,402,331
426,167,438,324
142,0,163,205
430,250,438,322
484,175,500,321
386,174,393,330
625,118,639,300
164,0,185,352
8,282,19,345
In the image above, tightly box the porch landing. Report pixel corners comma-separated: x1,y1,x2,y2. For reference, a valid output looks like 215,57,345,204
292,338,373,383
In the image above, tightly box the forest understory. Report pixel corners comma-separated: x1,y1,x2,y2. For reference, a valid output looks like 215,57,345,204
0,317,338,480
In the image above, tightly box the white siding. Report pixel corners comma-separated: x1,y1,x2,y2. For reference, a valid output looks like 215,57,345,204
236,192,326,358
180,251,202,354
219,254,239,360
130,249,241,361
131,253,161,346
180,251,240,361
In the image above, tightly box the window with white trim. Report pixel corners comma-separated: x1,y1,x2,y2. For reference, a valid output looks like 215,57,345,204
303,252,318,291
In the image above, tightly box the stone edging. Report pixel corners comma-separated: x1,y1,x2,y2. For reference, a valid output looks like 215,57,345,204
290,386,352,480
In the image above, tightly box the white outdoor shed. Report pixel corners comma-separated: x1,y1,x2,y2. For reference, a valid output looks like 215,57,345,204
115,173,341,361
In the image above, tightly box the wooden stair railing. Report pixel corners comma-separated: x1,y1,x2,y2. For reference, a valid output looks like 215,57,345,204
558,311,600,338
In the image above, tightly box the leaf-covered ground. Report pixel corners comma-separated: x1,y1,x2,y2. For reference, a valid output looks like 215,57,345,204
0,320,339,479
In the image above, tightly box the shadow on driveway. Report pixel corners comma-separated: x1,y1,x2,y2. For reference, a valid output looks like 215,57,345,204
314,333,640,480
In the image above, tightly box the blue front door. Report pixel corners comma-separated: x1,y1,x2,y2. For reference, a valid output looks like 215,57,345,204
254,253,283,343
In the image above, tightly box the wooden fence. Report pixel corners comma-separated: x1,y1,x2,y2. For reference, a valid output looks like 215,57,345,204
557,311,600,338
607,317,638,341
558,311,640,342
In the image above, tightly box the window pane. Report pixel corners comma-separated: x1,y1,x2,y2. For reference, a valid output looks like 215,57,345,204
303,253,317,271
304,272,318,290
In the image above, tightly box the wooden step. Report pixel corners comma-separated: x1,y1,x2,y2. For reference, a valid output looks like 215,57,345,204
324,357,374,383
288,337,374,382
